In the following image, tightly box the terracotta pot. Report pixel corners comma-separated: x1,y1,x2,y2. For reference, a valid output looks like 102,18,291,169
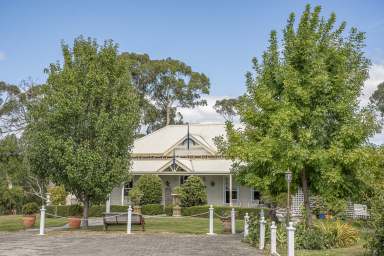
133,206,142,215
221,217,231,233
22,215,36,229
68,216,81,229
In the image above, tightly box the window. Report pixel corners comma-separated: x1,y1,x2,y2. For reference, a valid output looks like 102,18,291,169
224,177,238,204
182,138,195,147
123,180,133,196
180,176,190,185
252,189,260,202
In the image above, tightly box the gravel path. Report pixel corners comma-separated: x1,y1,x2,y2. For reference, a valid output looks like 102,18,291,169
0,231,261,256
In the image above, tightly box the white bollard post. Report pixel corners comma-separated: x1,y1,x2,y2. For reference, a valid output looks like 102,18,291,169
127,205,132,234
39,205,46,235
243,212,249,238
207,205,215,235
270,221,277,255
231,208,236,234
287,221,295,256
106,194,111,213
259,216,266,250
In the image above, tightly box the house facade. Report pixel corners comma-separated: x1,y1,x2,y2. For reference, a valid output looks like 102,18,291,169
108,124,260,207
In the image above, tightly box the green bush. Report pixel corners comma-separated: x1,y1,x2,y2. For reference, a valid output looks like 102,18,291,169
165,205,173,216
180,176,207,207
128,187,143,206
22,202,39,215
367,192,384,255
181,205,268,219
295,221,359,250
134,175,163,205
0,185,24,214
68,204,83,216
88,205,105,217
142,204,164,215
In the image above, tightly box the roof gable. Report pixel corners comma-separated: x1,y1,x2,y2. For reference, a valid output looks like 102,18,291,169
133,124,227,156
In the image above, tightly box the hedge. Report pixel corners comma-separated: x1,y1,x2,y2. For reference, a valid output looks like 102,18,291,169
46,204,268,219
181,205,269,219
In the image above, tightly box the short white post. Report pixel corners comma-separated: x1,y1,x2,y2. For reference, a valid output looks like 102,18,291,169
259,216,266,250
127,205,132,234
231,208,236,234
207,205,215,235
270,221,277,255
243,212,249,238
39,205,46,235
287,221,295,256
106,194,111,213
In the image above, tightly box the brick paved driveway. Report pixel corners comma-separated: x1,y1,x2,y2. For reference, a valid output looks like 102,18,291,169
0,231,261,256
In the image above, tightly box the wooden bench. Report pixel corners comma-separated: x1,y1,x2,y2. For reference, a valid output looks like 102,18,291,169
103,212,145,231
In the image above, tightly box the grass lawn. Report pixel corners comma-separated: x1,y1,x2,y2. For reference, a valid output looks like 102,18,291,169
88,216,245,234
0,215,67,232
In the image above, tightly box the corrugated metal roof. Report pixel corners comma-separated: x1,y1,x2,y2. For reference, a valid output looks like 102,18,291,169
133,124,227,155
131,158,232,174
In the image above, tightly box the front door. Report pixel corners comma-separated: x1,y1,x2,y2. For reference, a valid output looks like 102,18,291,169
164,186,172,205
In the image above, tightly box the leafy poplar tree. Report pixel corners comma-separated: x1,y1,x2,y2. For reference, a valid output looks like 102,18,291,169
218,5,377,225
25,37,140,226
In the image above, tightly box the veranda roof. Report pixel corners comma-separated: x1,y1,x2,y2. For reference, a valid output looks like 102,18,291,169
131,159,232,175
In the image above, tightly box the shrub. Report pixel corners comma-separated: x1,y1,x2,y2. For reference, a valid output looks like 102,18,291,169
0,185,24,214
22,202,39,215
134,175,163,205
295,221,359,250
180,176,207,207
68,204,83,217
128,187,143,206
367,192,384,255
142,204,164,215
48,185,67,205
181,205,268,219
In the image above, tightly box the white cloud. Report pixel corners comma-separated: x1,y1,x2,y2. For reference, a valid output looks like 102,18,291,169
0,51,6,61
179,95,230,124
360,63,384,107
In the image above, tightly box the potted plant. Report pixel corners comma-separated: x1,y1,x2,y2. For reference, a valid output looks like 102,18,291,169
129,187,143,214
219,209,232,233
171,186,182,217
67,204,83,229
22,202,39,228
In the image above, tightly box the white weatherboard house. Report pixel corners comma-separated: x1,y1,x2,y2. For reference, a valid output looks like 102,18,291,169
108,124,261,207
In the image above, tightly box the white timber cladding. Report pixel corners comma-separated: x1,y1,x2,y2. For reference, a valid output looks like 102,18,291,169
110,123,258,206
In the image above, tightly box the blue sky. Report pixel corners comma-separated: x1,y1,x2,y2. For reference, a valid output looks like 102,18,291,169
1,0,384,97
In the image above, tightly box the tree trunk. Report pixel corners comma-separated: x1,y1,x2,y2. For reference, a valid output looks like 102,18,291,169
300,169,312,226
166,103,171,126
83,197,89,228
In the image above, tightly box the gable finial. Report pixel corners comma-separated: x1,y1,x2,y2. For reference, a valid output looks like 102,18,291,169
187,122,190,150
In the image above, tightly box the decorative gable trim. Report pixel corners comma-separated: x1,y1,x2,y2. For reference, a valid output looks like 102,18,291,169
163,134,216,156
157,159,194,173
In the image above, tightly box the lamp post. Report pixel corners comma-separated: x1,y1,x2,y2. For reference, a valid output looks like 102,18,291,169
285,169,292,223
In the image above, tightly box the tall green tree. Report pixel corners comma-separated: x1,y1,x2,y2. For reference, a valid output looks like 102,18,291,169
150,58,209,127
25,37,140,226
119,54,210,132
370,81,384,116
218,5,377,225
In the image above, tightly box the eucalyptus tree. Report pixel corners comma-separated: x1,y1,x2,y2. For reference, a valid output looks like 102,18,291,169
218,5,377,225
150,58,210,126
25,37,140,226
370,82,384,117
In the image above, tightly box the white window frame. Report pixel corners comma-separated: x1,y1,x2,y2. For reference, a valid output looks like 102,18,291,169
222,176,239,205
251,188,260,203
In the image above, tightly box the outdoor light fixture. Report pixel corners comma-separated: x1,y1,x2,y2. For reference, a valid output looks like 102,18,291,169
285,169,292,223
210,181,215,187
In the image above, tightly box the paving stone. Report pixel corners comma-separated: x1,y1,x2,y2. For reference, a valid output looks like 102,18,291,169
0,231,262,256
